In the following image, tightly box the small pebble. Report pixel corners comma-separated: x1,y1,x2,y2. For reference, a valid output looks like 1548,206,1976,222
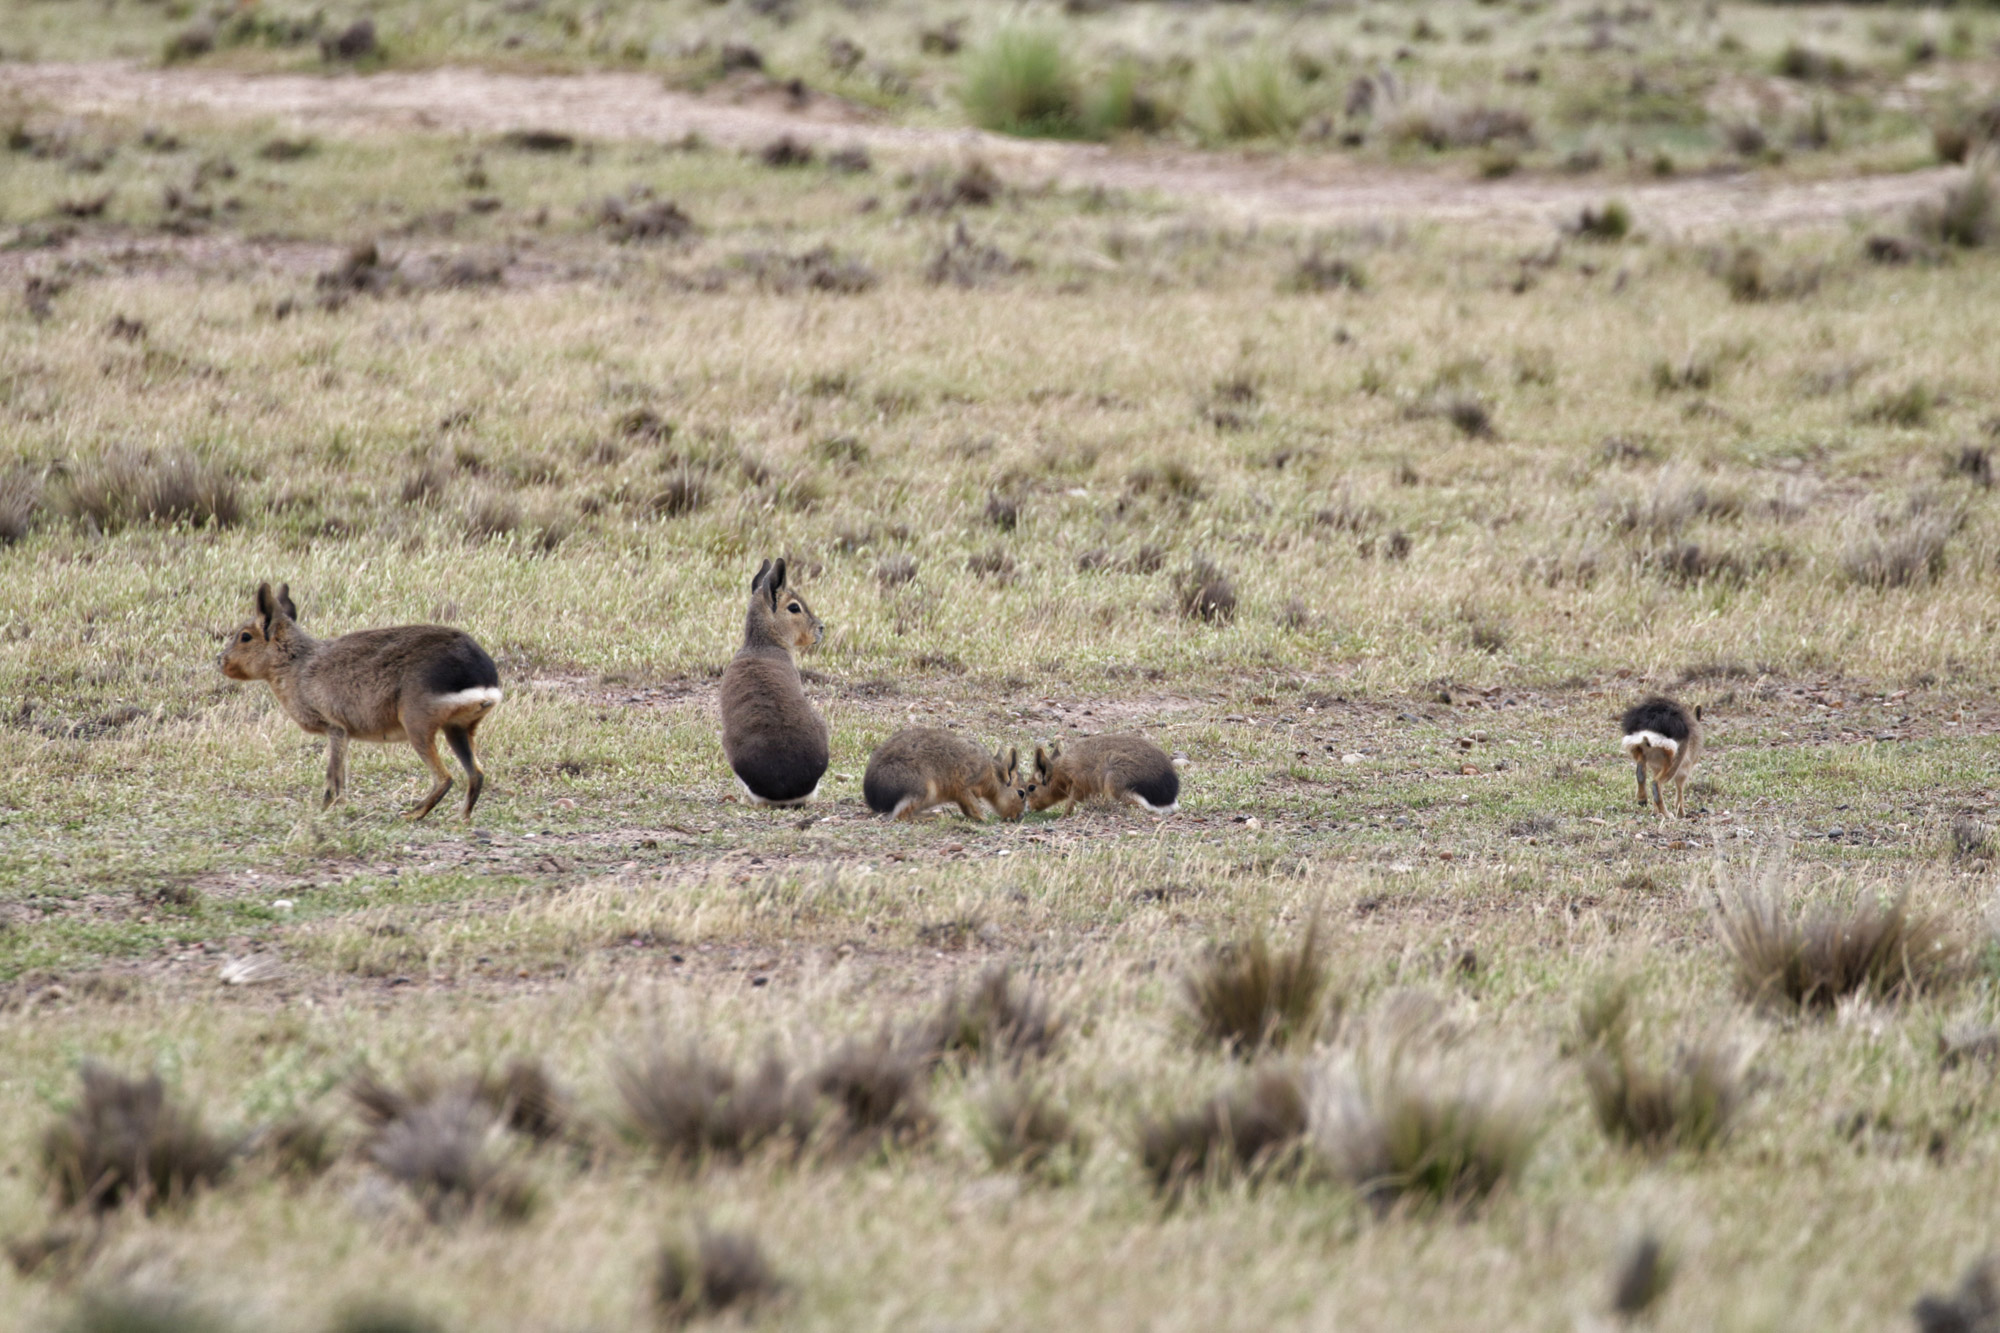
271,899,294,912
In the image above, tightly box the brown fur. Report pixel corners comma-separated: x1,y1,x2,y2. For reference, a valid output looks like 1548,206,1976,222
720,559,829,805
1025,733,1180,815
863,728,1022,820
1620,698,1703,818
218,582,501,820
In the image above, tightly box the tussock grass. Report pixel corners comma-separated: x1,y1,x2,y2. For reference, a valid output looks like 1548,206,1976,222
1609,1233,1677,1320
910,964,1064,1068
1711,872,1964,1013
1842,510,1951,589
1913,1254,2000,1333
1912,160,1997,249
654,1230,785,1324
1576,981,1752,1154
1201,56,1305,142
975,1077,1086,1183
41,1064,236,1215
362,1088,536,1222
0,465,40,543
1185,915,1334,1056
811,1033,935,1150
1138,1065,1311,1195
1178,558,1238,624
616,1046,815,1165
60,445,240,532
1314,1037,1543,1211
961,29,1079,138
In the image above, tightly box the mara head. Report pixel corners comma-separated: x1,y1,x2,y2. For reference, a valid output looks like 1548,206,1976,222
219,582,301,681
744,558,824,653
1024,742,1066,813
989,746,1025,819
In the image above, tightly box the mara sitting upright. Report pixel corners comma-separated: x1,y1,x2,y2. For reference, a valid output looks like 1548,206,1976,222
720,558,828,806
218,582,501,820
863,728,1023,821
1024,733,1180,816
1620,695,1703,818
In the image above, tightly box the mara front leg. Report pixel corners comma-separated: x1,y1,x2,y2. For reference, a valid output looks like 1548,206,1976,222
323,727,349,810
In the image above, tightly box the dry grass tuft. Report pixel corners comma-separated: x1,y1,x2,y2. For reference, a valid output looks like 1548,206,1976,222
650,467,711,519
1572,199,1632,241
40,1064,236,1215
61,445,241,532
461,486,522,542
1138,1065,1311,1194
617,1046,816,1165
654,1230,786,1324
1286,249,1366,293
1843,511,1951,589
364,1088,535,1222
0,466,42,543
1179,558,1238,624
259,1114,338,1179
1185,915,1334,1056
910,964,1065,1068
1913,1254,2000,1333
480,1057,570,1142
1314,1040,1543,1212
811,1033,936,1150
1576,982,1751,1154
975,1077,1086,1182
1912,160,1997,250
874,553,918,587
1711,874,1964,1012
1609,1232,1677,1320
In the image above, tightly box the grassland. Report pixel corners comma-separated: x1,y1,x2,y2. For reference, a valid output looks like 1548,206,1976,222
6,1,2000,1328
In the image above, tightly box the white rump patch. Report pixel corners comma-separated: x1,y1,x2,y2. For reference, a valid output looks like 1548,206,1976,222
435,686,503,710
1126,791,1179,814
1622,730,1679,758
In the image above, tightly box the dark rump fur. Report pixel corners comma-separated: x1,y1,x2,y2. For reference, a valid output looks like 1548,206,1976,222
734,741,828,803
1129,765,1180,810
862,767,899,814
422,634,501,696
1621,696,1692,742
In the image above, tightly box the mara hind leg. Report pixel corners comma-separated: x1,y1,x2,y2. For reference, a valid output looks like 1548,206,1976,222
1649,766,1667,817
1633,756,1648,808
323,727,349,810
444,721,484,818
404,723,455,821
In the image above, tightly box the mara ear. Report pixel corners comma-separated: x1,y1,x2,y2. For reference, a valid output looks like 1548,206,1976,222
1694,704,1704,721
750,559,773,595
767,558,787,609
1049,740,1062,761
1004,746,1019,777
254,582,278,637
1033,746,1052,779
277,583,298,624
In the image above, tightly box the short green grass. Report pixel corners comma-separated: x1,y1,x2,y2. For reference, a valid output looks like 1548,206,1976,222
4,41,2000,1333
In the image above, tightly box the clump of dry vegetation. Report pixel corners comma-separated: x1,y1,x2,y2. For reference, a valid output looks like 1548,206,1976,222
1842,509,1952,589
975,1077,1086,1183
616,1046,816,1165
1711,873,1963,1013
0,466,40,543
1609,1233,1678,1321
1911,159,1997,250
1573,979,1752,1154
811,1033,936,1151
1137,1064,1311,1195
1184,915,1335,1056
653,1230,786,1324
355,1080,536,1222
909,964,1065,1068
60,445,240,532
1313,1039,1543,1212
40,1064,236,1215
1178,557,1238,624
1913,1254,2000,1333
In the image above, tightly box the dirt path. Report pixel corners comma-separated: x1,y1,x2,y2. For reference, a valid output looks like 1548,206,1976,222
1,60,1959,235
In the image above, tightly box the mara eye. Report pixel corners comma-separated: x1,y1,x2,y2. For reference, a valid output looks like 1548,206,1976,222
238,631,252,642
788,602,802,613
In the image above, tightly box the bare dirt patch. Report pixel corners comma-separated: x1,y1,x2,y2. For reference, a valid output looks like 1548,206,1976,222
0,61,1962,235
